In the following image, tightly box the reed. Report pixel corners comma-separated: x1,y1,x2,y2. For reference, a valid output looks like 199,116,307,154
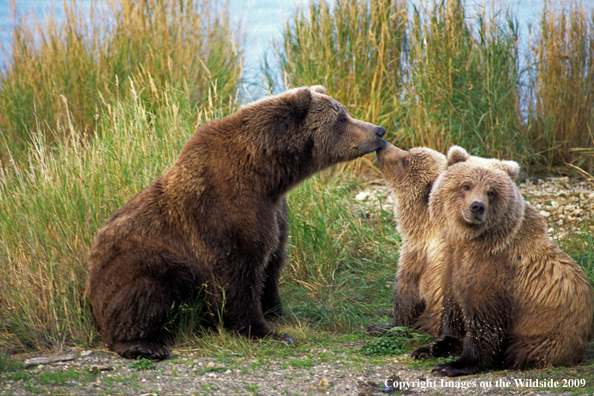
0,0,243,163
264,0,407,173
525,1,594,172
405,0,524,158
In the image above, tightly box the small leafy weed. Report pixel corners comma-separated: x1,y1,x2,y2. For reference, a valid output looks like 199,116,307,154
128,358,156,370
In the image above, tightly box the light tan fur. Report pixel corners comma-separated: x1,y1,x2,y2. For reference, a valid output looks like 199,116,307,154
375,143,447,336
420,145,594,375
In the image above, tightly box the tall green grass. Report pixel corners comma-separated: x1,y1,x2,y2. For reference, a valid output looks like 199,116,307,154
0,80,236,351
268,0,594,173
264,0,407,174
284,176,399,331
1,0,594,355
0,0,243,351
525,1,594,171
0,0,243,162
406,0,523,157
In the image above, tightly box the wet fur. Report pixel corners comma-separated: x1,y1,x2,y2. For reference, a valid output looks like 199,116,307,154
375,144,447,336
413,146,594,376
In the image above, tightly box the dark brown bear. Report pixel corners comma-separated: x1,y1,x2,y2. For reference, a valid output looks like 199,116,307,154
86,86,386,360
371,143,447,336
412,145,594,377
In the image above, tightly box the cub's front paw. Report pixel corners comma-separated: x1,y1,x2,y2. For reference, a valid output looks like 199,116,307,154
432,361,479,377
411,345,432,359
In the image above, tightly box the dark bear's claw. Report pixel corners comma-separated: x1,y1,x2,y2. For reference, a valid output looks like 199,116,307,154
113,340,170,361
273,333,295,346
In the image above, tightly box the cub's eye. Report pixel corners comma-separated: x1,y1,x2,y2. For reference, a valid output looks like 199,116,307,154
462,184,471,191
487,190,495,197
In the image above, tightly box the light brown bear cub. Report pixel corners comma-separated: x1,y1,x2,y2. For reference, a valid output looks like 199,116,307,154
86,86,386,360
413,145,594,377
372,143,447,336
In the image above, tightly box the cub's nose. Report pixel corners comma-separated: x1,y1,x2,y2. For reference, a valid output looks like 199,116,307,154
375,126,386,138
470,201,485,215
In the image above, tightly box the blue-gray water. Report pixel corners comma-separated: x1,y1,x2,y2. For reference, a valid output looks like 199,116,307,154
0,1,589,89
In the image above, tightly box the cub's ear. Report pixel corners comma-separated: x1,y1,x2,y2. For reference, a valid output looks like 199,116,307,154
447,145,470,166
500,160,520,180
310,85,326,94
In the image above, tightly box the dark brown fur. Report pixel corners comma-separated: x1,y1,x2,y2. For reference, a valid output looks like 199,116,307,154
412,146,594,377
373,143,447,336
86,86,386,360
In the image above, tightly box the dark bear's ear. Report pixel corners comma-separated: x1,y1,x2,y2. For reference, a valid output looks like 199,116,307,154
500,160,520,180
310,85,326,94
287,87,312,120
447,145,470,166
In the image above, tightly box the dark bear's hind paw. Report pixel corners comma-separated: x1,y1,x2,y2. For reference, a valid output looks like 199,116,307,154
113,340,170,361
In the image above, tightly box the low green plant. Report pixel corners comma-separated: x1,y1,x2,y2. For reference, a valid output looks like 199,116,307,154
361,327,434,356
360,337,405,356
0,350,23,373
37,368,98,385
128,358,156,371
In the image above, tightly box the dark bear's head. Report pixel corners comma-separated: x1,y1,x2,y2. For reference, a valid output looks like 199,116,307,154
241,86,386,172
429,145,524,244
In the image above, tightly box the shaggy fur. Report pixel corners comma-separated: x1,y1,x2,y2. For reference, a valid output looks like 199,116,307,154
373,143,447,336
86,86,386,360
412,145,594,377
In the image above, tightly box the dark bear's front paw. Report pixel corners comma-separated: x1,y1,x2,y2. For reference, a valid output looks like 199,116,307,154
432,361,479,377
113,340,170,361
270,332,295,345
411,345,432,359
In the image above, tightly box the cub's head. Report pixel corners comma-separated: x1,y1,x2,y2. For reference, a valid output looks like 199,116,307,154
429,145,524,243
376,142,447,206
376,142,447,237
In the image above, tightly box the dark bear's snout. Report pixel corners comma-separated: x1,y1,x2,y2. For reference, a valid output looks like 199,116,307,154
351,120,387,154
375,126,386,138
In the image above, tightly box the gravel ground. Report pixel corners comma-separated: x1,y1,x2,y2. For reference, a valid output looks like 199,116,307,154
2,345,590,396
2,177,593,396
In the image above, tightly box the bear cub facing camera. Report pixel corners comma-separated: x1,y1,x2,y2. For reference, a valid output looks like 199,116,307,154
86,86,386,360
370,142,447,336
412,145,594,377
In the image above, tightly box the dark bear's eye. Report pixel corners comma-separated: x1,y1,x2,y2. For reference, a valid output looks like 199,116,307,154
401,158,408,168
338,116,348,123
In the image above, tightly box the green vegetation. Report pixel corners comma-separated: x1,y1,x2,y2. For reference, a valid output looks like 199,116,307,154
0,1,592,388
360,327,434,356
268,0,594,173
128,358,156,371
0,0,242,162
